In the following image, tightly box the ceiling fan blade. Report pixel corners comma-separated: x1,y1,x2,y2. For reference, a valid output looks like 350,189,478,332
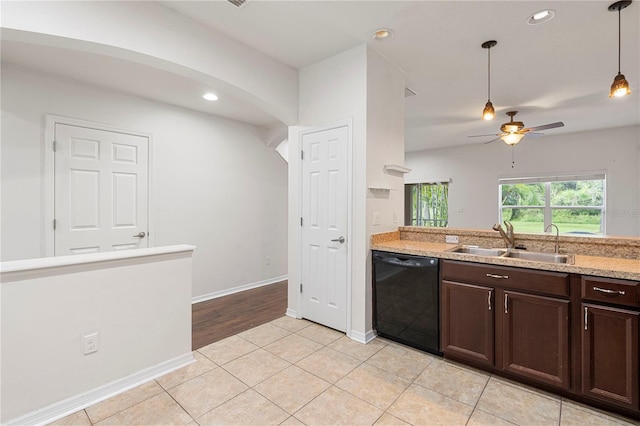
522,122,564,132
524,132,544,138
468,133,500,138
484,136,502,144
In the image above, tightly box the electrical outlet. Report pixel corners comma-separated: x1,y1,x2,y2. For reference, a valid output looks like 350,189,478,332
393,212,398,223
266,256,270,265
445,235,459,244
83,332,98,355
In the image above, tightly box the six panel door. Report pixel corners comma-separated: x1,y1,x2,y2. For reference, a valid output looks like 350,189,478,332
300,125,349,332
54,123,149,255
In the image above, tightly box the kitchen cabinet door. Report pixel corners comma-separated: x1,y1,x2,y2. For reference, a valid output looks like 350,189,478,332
502,290,570,390
582,303,639,411
441,280,494,366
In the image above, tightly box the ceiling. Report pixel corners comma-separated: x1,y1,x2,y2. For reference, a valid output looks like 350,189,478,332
3,1,639,152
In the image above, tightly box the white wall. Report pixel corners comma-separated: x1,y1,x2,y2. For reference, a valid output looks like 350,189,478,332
288,45,367,335
290,45,405,340
405,125,640,237
1,63,288,298
363,48,406,335
1,246,194,424
1,1,298,125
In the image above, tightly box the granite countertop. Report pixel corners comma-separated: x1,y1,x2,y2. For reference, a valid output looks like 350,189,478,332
372,239,640,281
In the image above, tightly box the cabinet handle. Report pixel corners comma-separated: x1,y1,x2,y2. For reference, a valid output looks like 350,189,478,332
488,290,492,311
486,273,509,279
593,286,625,296
504,293,508,314
584,306,588,331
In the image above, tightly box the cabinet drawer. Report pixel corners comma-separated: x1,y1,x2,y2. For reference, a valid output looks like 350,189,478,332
582,277,640,308
441,260,569,297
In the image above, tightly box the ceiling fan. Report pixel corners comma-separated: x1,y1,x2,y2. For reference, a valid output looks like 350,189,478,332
469,111,564,145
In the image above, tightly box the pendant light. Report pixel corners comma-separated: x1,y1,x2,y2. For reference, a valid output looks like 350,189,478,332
481,40,497,120
608,1,632,98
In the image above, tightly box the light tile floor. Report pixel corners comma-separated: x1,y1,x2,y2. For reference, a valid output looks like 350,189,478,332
52,316,640,426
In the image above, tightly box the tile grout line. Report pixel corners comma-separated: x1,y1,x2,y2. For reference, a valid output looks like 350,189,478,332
464,372,492,426
54,317,640,426
260,334,358,424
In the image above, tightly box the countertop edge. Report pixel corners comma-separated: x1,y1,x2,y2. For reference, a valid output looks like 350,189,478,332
372,241,640,281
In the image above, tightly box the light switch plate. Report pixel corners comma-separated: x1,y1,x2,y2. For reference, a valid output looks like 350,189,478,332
372,212,381,226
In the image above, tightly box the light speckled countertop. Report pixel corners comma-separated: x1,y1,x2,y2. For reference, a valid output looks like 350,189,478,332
372,239,640,281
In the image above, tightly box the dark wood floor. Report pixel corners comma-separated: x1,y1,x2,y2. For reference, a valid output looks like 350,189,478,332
192,280,288,350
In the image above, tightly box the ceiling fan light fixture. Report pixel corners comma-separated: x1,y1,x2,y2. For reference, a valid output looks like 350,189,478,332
501,133,524,145
502,123,522,133
481,40,497,120
482,101,495,120
608,0,633,98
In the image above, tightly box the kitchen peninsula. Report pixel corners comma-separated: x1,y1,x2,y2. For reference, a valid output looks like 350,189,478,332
372,227,640,420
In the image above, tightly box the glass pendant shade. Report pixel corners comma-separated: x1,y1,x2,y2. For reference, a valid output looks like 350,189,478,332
609,73,631,97
609,1,632,98
501,132,524,145
482,101,495,120
481,40,497,120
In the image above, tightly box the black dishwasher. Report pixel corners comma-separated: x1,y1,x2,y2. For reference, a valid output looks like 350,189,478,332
372,250,441,356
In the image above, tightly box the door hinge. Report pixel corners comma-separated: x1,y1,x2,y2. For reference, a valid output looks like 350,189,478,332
301,150,304,160
300,283,303,293
300,217,303,226
53,219,57,230
53,141,57,152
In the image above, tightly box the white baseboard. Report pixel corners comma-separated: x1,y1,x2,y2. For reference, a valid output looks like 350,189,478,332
349,329,377,344
285,308,300,319
8,352,195,426
191,275,288,304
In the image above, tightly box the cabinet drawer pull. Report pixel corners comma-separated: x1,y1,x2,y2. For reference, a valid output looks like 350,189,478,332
488,290,492,311
593,286,626,296
584,306,588,331
486,273,509,279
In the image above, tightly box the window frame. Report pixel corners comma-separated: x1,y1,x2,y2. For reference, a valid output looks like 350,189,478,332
404,181,450,227
498,173,606,235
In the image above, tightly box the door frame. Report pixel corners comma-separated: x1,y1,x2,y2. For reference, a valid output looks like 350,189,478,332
44,115,154,257
297,118,353,335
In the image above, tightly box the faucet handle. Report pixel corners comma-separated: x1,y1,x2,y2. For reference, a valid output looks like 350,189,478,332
504,220,513,232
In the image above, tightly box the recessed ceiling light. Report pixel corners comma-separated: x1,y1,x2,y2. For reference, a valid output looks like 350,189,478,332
373,28,393,40
527,9,555,25
203,93,219,101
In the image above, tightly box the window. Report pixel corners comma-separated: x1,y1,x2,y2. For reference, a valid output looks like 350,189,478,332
405,182,449,227
499,174,605,235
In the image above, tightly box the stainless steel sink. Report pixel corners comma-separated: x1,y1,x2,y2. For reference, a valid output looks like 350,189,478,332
502,250,574,264
449,246,506,256
449,246,574,264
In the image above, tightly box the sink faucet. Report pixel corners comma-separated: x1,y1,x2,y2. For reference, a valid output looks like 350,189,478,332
493,221,515,249
545,223,560,253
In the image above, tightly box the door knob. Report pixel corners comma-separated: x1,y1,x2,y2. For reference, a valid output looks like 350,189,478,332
133,231,146,238
331,236,345,244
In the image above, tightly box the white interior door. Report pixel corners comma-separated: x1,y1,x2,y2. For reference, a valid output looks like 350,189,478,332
54,123,149,255
301,125,349,332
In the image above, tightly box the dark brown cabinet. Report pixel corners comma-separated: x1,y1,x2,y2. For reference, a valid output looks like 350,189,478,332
503,290,570,389
441,280,494,366
440,260,571,391
581,276,640,411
